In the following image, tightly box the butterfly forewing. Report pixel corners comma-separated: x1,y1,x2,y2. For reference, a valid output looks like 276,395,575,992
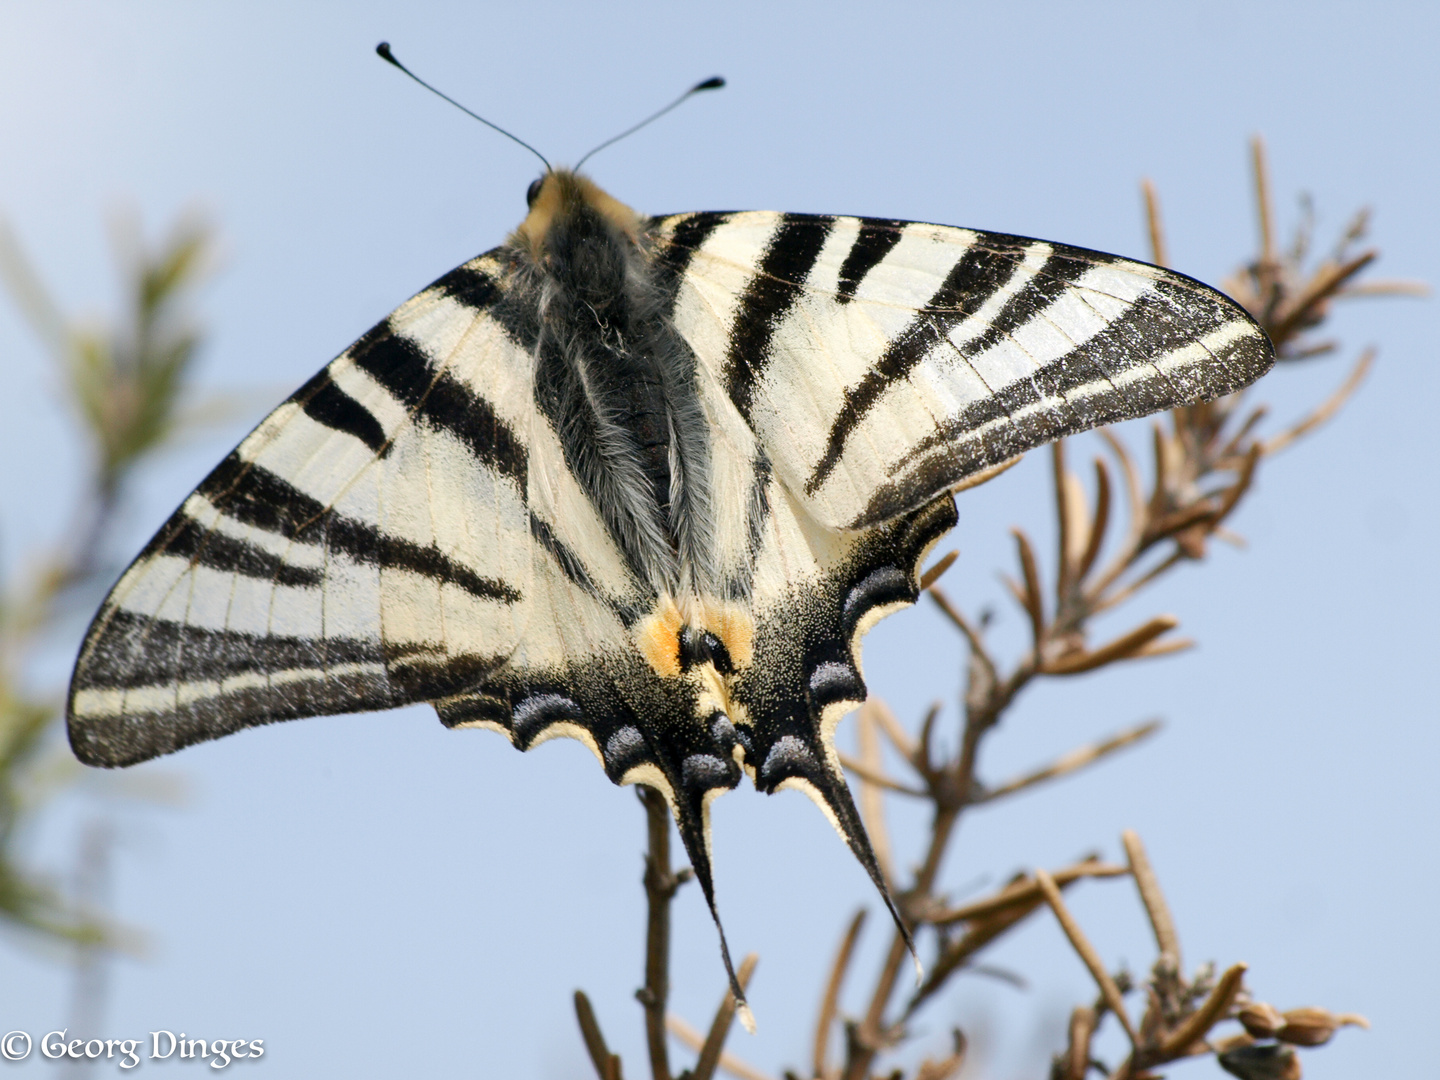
67,254,539,766
659,211,1271,531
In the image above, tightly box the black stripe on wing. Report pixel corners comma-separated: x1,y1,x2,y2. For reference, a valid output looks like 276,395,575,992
854,277,1272,526
651,211,731,301
195,455,519,604
807,236,1092,495
349,331,530,486
297,372,390,455
723,216,835,420
160,513,322,589
836,219,906,303
68,612,395,766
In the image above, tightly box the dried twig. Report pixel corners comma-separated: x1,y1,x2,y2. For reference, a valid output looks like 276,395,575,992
864,696,919,763
1036,869,1137,1045
919,550,958,591
1263,348,1374,455
813,911,866,1080
1121,831,1179,969
693,953,759,1080
638,785,686,1080
978,722,1161,805
837,752,925,797
666,1015,774,1080
1142,179,1169,267
1157,963,1246,1057
930,860,1129,926
856,707,898,882
575,990,624,1080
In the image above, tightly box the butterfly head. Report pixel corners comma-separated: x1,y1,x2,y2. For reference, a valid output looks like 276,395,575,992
513,169,641,258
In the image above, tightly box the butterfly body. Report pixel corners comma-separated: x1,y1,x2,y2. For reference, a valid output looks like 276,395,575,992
67,169,1273,999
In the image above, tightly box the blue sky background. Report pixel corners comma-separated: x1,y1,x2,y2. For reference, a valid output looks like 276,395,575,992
1,3,1435,1078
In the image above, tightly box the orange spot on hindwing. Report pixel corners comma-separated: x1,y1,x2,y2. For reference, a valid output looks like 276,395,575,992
636,599,685,678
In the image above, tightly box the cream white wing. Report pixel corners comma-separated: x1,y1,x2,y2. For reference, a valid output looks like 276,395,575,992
657,211,1272,530
67,254,540,766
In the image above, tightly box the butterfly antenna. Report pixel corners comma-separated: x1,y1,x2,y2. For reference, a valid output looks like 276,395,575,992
375,42,551,172
573,76,725,171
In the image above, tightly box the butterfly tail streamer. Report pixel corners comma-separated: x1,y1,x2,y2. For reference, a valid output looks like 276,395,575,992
667,775,755,1031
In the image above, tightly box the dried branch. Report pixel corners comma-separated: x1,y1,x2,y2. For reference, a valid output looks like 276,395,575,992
813,910,866,1080
575,990,625,1080
913,1029,967,1080
693,953,759,1080
1036,869,1137,1045
1042,617,1181,676
638,784,688,1080
1121,831,1179,969
838,752,925,797
1157,963,1246,1057
856,707,898,882
667,1015,775,1080
1075,457,1112,583
1263,348,1374,455
1060,1006,1097,1080
930,860,1129,926
1252,135,1276,277
1010,528,1046,647
920,550,958,591
927,587,997,689
1141,179,1169,267
864,696,918,763
978,722,1161,805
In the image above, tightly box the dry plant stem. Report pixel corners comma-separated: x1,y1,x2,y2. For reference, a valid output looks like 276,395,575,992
855,709,897,881
978,722,1160,804
1157,963,1246,1057
813,910,866,1078
929,861,1128,926
1264,348,1373,455
576,990,624,1080
666,1016,774,1080
919,550,958,591
1121,831,1179,968
844,804,960,1080
1036,869,1137,1045
908,860,1126,1016
1142,179,1169,268
1253,136,1275,274
693,954,758,1080
1063,1007,1097,1080
639,784,683,1080
836,753,923,797
865,697,918,761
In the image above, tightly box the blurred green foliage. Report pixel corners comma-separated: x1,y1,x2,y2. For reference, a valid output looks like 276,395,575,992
0,213,212,947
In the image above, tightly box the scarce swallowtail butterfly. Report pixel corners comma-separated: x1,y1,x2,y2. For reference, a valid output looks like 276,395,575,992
66,54,1274,1015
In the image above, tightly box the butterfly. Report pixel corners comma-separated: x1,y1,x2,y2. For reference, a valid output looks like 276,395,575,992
66,164,1272,1014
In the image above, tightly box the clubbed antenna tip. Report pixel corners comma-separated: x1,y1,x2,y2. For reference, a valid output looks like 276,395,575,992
372,40,551,171
573,74,728,170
